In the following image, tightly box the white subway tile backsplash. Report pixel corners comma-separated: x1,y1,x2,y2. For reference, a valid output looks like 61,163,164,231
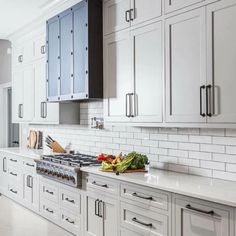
179,142,199,151
189,135,212,144
159,141,178,149
200,144,225,153
22,102,236,182
200,160,225,171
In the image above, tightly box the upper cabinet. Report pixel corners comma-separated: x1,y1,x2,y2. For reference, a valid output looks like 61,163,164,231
206,0,236,123
104,0,162,35
104,21,163,124
164,0,204,13
46,0,103,102
165,8,206,123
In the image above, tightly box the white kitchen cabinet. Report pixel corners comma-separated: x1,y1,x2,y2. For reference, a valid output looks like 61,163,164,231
131,21,163,123
121,228,143,236
104,0,131,35
172,194,234,236
165,8,206,123
164,0,204,13
33,59,59,124
104,0,162,35
22,173,39,212
12,65,35,123
104,31,133,123
206,0,236,123
130,0,162,26
33,35,46,60
84,191,118,236
0,153,8,195
104,21,163,124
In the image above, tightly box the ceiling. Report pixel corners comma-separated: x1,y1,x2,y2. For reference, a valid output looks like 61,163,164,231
0,0,62,39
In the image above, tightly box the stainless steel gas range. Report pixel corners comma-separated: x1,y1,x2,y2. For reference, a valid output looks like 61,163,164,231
35,154,100,188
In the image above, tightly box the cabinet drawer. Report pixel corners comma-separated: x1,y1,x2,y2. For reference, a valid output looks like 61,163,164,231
40,180,59,203
121,202,169,236
8,166,21,183
121,183,170,212
60,187,81,214
7,183,22,201
7,155,20,167
87,175,119,195
61,208,80,235
40,198,60,223
172,194,234,236
22,158,36,174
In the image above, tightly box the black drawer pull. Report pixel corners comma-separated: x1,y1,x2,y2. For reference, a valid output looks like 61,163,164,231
26,163,34,167
92,181,108,188
132,217,153,228
45,189,54,195
186,204,215,216
10,172,17,176
65,197,75,204
46,208,54,214
132,192,153,200
65,218,75,224
10,159,17,162
10,189,17,194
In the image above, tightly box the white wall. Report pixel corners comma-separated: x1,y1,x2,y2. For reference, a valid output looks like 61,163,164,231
0,40,11,84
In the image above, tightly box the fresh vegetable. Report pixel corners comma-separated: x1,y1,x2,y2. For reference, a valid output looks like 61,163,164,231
127,152,149,170
98,152,149,173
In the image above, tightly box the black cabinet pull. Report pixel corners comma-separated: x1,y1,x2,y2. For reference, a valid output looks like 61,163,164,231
186,204,215,216
132,217,153,228
98,200,103,218
206,85,212,117
46,208,54,214
65,218,75,224
18,55,23,63
10,172,17,177
65,197,75,204
95,199,99,216
26,163,34,167
92,181,108,188
45,189,54,195
10,189,17,194
130,8,135,21
132,192,153,201
10,158,17,162
125,10,130,22
200,85,206,117
3,157,6,173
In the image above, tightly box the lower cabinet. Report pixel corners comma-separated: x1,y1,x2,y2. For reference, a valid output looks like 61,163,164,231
85,190,118,236
172,194,235,236
39,177,81,235
22,173,39,212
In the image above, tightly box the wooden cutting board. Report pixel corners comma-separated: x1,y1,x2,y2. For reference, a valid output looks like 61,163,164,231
101,169,147,173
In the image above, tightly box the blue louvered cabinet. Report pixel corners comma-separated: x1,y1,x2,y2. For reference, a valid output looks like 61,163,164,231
46,0,103,102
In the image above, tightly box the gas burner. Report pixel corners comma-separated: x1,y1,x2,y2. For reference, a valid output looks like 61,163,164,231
35,153,100,188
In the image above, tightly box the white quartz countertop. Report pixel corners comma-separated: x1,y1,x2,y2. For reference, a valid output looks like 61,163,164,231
0,147,46,160
81,166,236,207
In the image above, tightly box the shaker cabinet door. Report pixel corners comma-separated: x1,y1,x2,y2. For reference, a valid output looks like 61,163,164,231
206,0,236,123
47,17,60,101
104,31,133,122
165,0,204,13
165,8,207,123
131,21,163,123
73,1,88,99
104,0,131,35
130,0,162,26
